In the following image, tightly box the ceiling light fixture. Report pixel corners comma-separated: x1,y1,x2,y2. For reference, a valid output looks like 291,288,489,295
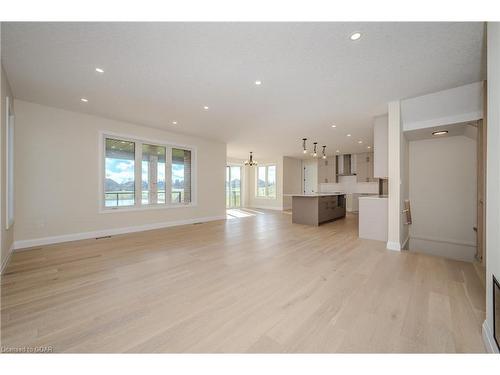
432,130,449,136
346,134,351,137
336,150,340,153
203,106,209,110
95,67,104,73
322,145,327,159
358,140,363,144
367,146,371,149
80,98,88,103
331,125,337,128
244,152,258,167
350,32,362,41
255,80,262,85
172,121,178,125
302,138,308,154
313,142,318,158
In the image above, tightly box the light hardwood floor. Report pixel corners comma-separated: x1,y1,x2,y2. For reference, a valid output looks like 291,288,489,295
0,211,486,353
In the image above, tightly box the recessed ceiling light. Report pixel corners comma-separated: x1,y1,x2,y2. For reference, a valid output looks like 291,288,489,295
367,146,371,149
203,106,209,110
80,98,88,102
336,150,340,153
346,134,351,137
432,130,449,136
172,121,178,125
331,125,337,128
95,67,104,73
358,140,363,144
255,80,262,85
350,32,362,41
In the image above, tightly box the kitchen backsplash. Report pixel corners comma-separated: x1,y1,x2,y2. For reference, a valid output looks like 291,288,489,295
320,175,379,194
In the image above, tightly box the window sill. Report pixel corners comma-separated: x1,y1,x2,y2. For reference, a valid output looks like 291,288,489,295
99,203,197,214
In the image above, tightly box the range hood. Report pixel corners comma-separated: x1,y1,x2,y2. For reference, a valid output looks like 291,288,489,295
336,154,357,176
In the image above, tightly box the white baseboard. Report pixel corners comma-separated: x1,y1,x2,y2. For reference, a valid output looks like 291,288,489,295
13,215,227,251
386,241,401,251
0,243,15,275
482,320,499,353
409,236,476,262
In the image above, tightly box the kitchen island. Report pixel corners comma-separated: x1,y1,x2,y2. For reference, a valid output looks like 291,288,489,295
290,193,346,226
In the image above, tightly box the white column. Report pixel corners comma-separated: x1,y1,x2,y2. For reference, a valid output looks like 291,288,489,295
387,100,402,251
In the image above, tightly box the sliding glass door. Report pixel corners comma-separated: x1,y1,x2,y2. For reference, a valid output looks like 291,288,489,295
226,166,242,208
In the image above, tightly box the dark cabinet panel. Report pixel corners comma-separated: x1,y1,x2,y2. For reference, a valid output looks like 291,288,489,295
318,195,345,224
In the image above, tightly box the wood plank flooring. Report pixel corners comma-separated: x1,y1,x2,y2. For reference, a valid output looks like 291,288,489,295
0,210,486,353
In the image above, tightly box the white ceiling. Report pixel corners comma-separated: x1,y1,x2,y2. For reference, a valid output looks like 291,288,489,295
1,22,485,159
404,121,478,141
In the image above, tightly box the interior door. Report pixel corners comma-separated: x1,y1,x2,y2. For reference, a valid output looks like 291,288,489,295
226,166,242,208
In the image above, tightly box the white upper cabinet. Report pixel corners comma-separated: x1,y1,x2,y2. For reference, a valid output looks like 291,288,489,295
317,157,336,184
373,115,388,178
356,152,375,182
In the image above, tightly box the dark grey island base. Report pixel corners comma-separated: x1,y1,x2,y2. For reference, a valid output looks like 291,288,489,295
290,193,346,226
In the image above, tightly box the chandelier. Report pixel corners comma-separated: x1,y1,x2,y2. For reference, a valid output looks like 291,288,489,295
244,152,258,166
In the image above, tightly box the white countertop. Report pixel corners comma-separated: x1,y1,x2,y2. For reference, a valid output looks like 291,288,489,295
358,195,388,200
287,192,346,197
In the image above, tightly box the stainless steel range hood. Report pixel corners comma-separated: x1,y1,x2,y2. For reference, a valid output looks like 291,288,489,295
336,154,357,176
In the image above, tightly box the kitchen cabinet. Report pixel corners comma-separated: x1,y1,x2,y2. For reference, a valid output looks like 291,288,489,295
291,194,346,226
317,157,336,184
359,196,388,241
356,152,375,182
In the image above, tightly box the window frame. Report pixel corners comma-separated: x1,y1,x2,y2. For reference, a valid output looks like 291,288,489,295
99,131,197,213
255,164,277,200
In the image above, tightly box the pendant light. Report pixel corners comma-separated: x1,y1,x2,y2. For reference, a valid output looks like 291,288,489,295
302,138,308,154
313,142,318,157
322,145,327,159
244,152,258,166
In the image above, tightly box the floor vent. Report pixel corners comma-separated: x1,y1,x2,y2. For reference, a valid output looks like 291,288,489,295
95,235,112,240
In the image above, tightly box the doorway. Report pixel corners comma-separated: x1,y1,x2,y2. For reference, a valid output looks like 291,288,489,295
303,160,318,194
226,165,242,208
405,121,480,262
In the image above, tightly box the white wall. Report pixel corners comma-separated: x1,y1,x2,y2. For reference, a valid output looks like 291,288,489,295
484,22,500,353
282,156,302,210
1,64,15,273
401,82,483,131
409,135,477,261
247,157,283,210
14,100,226,248
373,114,388,178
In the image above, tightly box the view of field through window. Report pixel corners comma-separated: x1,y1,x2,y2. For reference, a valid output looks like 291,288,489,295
256,165,276,198
104,138,192,207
